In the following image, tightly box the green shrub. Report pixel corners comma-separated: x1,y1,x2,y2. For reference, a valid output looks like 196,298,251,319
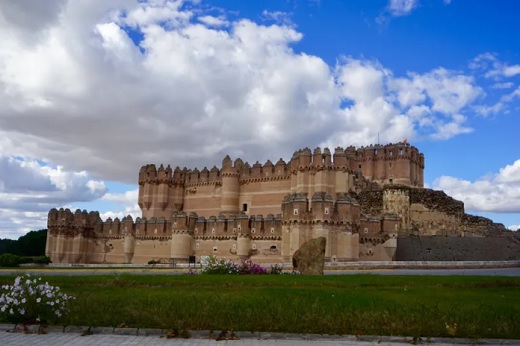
34,256,51,265
0,253,21,267
19,256,34,264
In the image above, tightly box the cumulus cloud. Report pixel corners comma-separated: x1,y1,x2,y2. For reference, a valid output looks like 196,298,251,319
474,85,520,117
0,0,488,182
326,60,481,145
197,15,228,27
491,82,513,90
98,189,140,221
387,0,418,17
470,53,520,79
433,160,520,213
262,10,294,26
509,225,520,231
0,0,512,237
0,155,106,239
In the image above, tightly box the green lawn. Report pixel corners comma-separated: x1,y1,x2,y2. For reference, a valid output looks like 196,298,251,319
1,274,519,339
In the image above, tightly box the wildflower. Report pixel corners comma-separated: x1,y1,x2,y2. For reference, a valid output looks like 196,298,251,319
0,274,74,325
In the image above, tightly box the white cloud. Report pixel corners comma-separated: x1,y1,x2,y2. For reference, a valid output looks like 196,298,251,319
387,0,418,17
262,10,293,26
0,0,511,237
198,15,228,27
470,53,520,79
509,225,520,231
492,82,514,89
474,85,520,117
433,160,520,213
0,155,106,239
98,189,140,221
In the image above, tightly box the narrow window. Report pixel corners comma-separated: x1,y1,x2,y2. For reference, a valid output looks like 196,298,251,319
242,203,248,212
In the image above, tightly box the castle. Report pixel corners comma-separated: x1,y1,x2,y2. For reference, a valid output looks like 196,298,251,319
45,142,507,265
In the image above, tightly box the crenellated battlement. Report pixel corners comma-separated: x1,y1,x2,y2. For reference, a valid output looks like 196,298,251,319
47,143,428,265
137,143,424,220
281,191,399,236
46,141,514,265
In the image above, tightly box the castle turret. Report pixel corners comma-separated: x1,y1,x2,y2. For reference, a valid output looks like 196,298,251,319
45,208,58,261
311,192,334,222
171,166,184,211
220,155,240,215
123,231,135,264
170,212,193,259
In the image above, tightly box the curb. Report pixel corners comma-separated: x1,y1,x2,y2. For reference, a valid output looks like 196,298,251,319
1,324,519,344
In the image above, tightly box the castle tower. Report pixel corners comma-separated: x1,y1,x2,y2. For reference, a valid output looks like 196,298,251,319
68,209,89,263
123,232,135,264
220,155,240,215
295,148,312,195
289,150,300,192
359,147,375,182
170,212,193,259
392,143,411,185
138,164,156,217
373,145,386,183
171,166,185,211
310,192,334,222
312,147,334,195
156,164,169,212
45,208,58,262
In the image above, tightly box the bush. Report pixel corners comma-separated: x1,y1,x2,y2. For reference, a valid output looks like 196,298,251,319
200,256,241,274
240,259,266,275
0,274,75,325
148,259,160,265
34,256,51,265
268,264,284,275
19,257,34,264
200,256,283,275
0,254,21,267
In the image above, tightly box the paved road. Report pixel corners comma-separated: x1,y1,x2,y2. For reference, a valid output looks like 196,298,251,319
327,268,520,276
0,331,517,346
1,267,520,276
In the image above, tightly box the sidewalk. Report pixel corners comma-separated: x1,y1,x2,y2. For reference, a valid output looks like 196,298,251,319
0,325,518,346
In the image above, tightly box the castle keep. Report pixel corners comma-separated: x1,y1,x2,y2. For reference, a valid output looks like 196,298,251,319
46,142,507,265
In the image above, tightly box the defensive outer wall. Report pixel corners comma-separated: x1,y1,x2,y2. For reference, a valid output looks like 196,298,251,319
45,143,519,265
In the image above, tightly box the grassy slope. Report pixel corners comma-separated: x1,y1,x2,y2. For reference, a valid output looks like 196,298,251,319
0,274,518,339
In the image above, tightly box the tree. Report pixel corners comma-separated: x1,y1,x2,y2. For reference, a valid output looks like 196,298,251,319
0,229,47,256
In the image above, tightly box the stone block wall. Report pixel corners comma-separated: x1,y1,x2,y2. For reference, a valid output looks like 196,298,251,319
396,234,520,261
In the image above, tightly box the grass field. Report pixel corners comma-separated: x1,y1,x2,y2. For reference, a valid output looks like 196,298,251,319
1,274,519,339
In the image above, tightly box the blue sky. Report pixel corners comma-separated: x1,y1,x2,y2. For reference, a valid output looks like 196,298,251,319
0,0,519,239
